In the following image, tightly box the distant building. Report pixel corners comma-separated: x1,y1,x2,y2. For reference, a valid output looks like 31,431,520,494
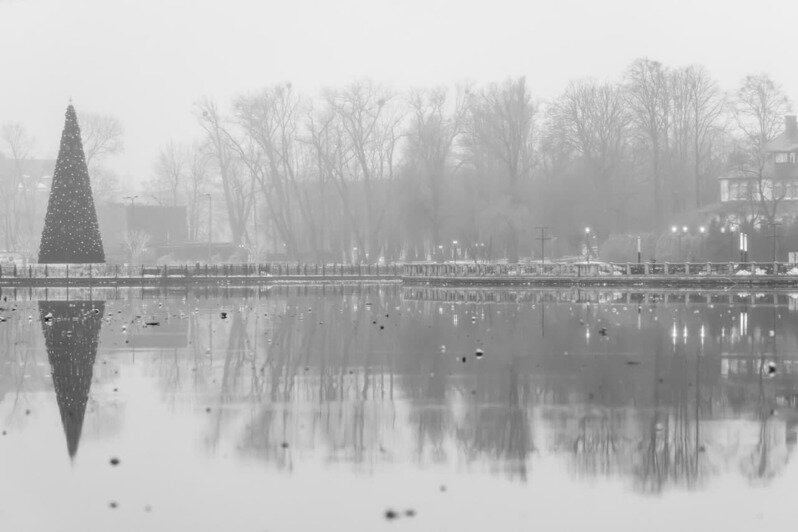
97,204,189,262
718,115,798,221
128,205,189,244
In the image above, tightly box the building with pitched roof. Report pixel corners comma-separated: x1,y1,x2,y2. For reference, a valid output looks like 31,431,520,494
718,115,798,222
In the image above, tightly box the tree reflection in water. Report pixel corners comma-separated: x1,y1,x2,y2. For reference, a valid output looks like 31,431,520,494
156,286,798,490
3,285,796,493
38,300,104,460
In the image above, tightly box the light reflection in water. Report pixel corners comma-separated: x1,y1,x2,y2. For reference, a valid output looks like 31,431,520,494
1,285,798,526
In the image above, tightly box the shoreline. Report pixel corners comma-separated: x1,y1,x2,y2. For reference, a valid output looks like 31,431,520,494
0,273,797,288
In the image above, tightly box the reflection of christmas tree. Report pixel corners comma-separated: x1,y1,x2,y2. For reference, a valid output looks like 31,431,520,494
39,301,104,459
38,104,105,264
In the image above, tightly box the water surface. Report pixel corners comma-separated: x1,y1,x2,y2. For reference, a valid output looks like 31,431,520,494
1,285,797,531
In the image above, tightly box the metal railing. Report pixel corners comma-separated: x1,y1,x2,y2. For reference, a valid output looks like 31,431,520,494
1,261,797,281
0,262,403,280
399,261,798,277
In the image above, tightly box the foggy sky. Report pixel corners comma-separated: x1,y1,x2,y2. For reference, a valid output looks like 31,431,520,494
1,0,797,189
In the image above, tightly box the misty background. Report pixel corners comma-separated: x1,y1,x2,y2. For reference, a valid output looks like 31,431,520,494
3,0,798,263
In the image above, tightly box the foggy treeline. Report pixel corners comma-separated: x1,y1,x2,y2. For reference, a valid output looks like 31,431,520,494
2,57,793,262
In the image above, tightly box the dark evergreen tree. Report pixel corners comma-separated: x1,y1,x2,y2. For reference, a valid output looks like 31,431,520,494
39,300,104,459
38,104,105,263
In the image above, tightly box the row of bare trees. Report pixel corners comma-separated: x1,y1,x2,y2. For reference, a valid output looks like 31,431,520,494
2,58,791,262
148,58,789,262
176,78,537,262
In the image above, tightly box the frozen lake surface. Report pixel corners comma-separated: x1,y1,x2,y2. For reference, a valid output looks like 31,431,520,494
1,284,797,531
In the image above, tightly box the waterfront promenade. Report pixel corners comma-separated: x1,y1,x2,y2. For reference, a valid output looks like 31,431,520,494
2,261,798,288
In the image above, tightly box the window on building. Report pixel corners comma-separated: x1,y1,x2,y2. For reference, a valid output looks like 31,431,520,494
791,152,797,164
776,152,789,163
730,181,750,201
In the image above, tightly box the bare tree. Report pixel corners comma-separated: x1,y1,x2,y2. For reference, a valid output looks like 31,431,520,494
197,99,251,246
405,86,467,256
151,141,187,206
81,113,124,202
625,58,671,229
731,74,793,224
0,122,34,250
464,77,536,261
546,79,630,231
123,230,151,264
185,142,211,241
314,80,403,262
81,113,124,167
232,83,313,256
684,66,724,209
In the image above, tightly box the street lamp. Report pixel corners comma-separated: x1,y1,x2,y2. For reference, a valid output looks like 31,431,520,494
452,240,458,262
584,227,591,263
671,225,686,261
123,196,139,242
739,231,748,263
636,235,642,264
721,224,739,262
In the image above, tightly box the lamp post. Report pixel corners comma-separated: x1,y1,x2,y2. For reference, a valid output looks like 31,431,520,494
584,227,593,263
768,221,781,262
740,231,748,262
203,193,212,262
671,225,688,261
636,236,642,264
698,226,705,261
123,196,139,246
720,224,739,262
452,240,458,262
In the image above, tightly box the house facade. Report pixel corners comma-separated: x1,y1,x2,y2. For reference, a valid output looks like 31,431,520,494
718,115,798,220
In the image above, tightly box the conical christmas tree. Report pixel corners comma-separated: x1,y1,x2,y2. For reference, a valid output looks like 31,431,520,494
39,300,105,459
38,104,105,263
